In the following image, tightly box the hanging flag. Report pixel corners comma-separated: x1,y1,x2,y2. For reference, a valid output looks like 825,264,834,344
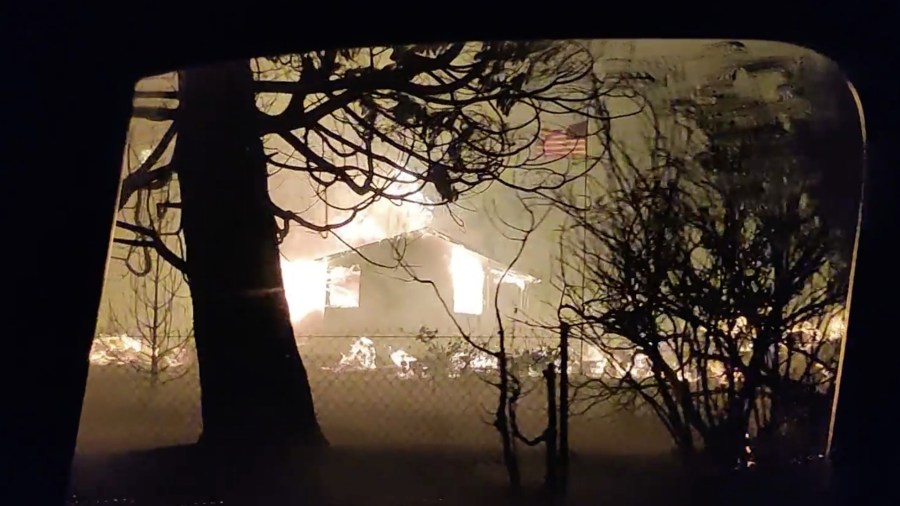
539,120,588,158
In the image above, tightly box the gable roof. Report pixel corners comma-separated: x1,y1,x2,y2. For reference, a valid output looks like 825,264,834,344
315,227,540,285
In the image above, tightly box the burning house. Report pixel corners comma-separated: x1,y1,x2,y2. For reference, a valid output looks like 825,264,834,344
284,227,540,341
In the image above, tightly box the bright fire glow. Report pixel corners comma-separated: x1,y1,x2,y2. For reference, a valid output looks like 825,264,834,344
89,334,143,365
490,267,538,291
89,334,190,369
338,337,377,370
280,179,435,320
332,179,434,245
450,245,485,315
390,348,418,368
281,258,328,322
336,214,388,245
328,265,361,308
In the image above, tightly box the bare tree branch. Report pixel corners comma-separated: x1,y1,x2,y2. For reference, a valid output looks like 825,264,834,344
551,64,848,467
116,220,188,274
132,106,177,122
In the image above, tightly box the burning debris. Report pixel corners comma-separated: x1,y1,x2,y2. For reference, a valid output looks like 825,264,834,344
323,335,513,379
88,333,191,369
389,347,425,379
336,337,378,371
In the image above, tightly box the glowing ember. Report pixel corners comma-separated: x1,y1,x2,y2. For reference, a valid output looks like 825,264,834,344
281,258,328,322
390,348,418,368
89,334,143,365
337,337,377,370
470,352,499,371
88,334,191,369
450,245,485,315
389,347,424,379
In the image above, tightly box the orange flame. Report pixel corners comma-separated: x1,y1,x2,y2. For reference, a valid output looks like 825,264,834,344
280,180,435,323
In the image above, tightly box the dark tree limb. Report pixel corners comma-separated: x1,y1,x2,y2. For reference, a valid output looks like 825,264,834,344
132,105,177,122
133,90,178,100
119,124,177,209
115,220,188,274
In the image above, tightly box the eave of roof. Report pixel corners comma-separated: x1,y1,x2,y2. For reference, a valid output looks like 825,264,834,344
315,227,540,284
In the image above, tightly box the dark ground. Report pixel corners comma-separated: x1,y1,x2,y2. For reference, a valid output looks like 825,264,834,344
70,445,836,506
75,362,672,455
70,363,835,505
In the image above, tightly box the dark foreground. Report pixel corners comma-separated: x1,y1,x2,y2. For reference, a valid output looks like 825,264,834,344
69,444,837,506
71,364,841,505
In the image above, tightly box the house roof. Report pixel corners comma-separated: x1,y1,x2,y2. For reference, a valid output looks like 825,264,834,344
314,227,540,285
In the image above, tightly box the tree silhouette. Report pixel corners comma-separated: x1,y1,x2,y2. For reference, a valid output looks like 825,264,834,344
95,257,193,385
98,154,192,386
391,197,559,490
556,56,850,469
115,42,624,447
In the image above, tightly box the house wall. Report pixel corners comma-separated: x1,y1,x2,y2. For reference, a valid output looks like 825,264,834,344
294,235,539,340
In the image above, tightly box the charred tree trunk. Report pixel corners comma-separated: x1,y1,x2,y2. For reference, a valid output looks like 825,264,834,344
149,256,161,388
174,61,326,447
494,330,521,489
543,364,558,494
558,322,570,495
149,354,160,387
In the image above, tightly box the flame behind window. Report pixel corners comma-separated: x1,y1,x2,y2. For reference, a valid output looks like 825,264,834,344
450,245,485,315
281,258,328,322
327,265,361,308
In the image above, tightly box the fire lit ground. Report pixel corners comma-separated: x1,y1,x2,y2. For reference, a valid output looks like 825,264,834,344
72,40,862,504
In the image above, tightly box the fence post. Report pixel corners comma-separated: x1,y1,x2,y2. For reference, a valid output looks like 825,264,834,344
559,322,570,495
543,363,558,494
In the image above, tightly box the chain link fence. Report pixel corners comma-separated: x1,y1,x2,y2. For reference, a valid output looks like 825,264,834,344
76,335,671,457
72,333,835,505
